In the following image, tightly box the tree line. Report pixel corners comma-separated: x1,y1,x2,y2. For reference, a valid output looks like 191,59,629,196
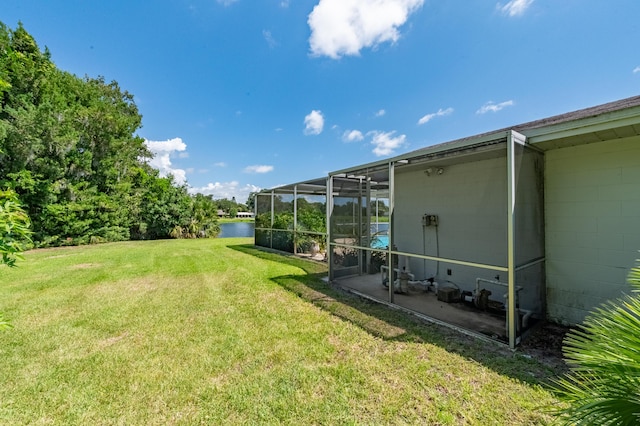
0,22,227,247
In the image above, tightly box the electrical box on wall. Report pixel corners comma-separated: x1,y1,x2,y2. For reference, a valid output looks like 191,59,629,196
422,214,438,227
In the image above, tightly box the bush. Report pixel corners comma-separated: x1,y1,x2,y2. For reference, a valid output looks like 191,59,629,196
0,189,32,267
549,259,640,425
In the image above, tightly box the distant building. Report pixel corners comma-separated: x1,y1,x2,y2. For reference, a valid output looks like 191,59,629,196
236,211,255,218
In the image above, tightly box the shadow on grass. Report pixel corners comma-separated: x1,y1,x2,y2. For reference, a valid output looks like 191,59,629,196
228,244,565,384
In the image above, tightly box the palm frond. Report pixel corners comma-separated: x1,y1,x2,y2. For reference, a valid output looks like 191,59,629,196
549,258,640,425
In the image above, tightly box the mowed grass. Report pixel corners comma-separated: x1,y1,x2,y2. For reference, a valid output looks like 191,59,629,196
0,238,558,424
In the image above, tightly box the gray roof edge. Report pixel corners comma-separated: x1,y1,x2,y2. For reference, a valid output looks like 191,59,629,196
516,95,640,133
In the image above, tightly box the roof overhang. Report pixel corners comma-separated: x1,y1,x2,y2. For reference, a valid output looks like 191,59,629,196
522,104,640,150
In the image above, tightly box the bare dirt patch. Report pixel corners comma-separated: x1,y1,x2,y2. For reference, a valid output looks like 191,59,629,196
97,332,130,349
69,263,99,269
519,322,571,372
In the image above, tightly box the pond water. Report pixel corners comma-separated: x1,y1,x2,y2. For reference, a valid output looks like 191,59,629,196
218,221,388,241
218,222,255,238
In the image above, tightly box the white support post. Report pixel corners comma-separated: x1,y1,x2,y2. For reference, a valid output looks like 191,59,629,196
270,190,275,249
507,130,526,349
327,176,334,281
365,177,372,274
388,161,395,304
293,185,298,255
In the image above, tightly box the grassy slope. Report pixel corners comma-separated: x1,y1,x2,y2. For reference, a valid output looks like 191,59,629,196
0,239,558,424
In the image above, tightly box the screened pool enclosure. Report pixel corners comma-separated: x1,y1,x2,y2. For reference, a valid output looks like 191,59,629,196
254,178,328,261
255,131,546,349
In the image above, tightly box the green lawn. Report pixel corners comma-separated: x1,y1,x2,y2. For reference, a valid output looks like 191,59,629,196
0,238,559,424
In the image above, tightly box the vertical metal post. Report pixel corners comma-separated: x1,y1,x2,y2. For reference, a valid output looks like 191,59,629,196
327,176,334,281
253,193,258,241
507,130,526,349
270,190,275,249
365,177,372,274
293,185,298,255
388,161,395,304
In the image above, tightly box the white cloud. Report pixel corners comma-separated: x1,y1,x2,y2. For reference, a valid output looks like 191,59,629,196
144,137,188,185
145,137,186,153
476,100,514,114
375,109,386,117
217,0,238,6
342,129,364,142
280,0,290,7
370,130,406,156
304,110,325,135
244,165,274,174
634,66,640,73
189,181,261,203
263,30,277,48
498,0,534,17
417,107,453,125
213,162,227,167
308,0,425,59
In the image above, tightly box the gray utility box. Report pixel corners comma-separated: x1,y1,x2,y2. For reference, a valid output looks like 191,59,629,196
437,287,460,303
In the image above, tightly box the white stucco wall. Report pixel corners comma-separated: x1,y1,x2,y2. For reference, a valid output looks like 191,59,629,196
545,135,640,324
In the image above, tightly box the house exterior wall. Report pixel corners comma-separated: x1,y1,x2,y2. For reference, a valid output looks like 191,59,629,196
393,151,545,316
545,135,640,324
394,156,509,293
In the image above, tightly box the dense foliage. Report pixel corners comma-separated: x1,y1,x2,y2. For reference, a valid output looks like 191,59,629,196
550,260,640,425
0,188,31,267
0,188,31,329
0,22,219,246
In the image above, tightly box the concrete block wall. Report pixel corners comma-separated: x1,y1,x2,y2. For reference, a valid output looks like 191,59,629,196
545,135,640,324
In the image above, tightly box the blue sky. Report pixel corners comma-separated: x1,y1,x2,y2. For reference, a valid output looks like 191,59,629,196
4,0,640,203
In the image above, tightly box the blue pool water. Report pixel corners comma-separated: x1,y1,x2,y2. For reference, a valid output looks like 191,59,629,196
370,223,389,248
371,235,389,249
371,234,389,249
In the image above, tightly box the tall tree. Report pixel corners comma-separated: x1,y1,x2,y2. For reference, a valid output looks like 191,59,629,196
0,21,219,246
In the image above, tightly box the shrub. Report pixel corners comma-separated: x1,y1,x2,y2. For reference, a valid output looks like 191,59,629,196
0,189,32,267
